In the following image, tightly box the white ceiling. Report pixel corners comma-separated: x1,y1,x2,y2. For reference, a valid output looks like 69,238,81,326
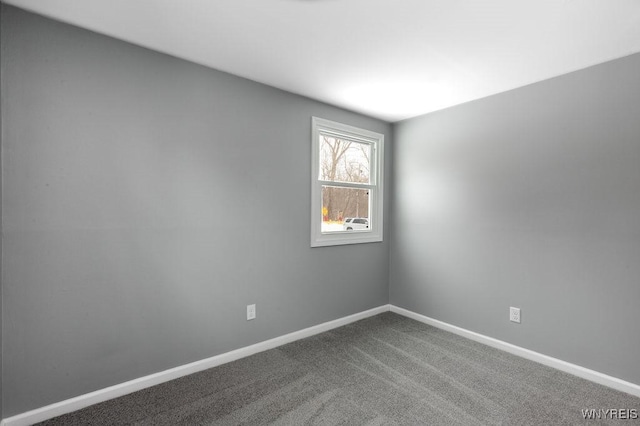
5,0,640,122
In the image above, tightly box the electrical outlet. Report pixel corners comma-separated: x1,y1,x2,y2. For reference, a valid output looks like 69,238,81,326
247,304,256,321
510,307,521,324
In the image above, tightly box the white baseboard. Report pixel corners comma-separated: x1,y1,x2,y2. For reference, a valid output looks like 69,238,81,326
5,304,638,425
390,304,640,398
0,305,390,426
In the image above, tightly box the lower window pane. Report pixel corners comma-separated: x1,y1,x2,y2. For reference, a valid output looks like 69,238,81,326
321,186,370,233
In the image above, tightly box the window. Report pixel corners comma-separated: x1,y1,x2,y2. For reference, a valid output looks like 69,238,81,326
311,117,384,247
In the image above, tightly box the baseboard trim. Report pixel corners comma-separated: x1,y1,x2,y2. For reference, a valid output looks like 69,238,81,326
6,303,637,425
0,304,390,426
390,304,640,398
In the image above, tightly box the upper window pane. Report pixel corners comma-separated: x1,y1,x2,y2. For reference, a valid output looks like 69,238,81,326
319,135,371,184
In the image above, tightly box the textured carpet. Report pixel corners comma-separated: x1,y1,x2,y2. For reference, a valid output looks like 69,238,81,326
39,312,639,425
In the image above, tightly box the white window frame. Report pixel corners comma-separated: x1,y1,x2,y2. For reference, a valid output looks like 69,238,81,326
311,117,384,247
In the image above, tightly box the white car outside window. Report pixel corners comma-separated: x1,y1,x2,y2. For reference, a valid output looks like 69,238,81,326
343,218,369,231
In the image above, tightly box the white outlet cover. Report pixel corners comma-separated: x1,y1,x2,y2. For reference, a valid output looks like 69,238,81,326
510,307,521,323
247,304,256,321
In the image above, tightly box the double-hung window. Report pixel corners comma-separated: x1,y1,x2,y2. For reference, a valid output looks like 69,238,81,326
311,117,384,247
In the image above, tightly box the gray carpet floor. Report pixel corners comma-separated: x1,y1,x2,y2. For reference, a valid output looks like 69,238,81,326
39,312,640,425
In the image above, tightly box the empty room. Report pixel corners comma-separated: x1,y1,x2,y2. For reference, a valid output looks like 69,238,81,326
1,0,639,424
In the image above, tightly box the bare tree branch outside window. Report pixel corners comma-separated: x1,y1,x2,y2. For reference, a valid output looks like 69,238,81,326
319,136,370,221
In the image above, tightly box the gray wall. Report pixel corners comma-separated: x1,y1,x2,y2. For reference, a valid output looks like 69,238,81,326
390,53,640,385
0,5,391,416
